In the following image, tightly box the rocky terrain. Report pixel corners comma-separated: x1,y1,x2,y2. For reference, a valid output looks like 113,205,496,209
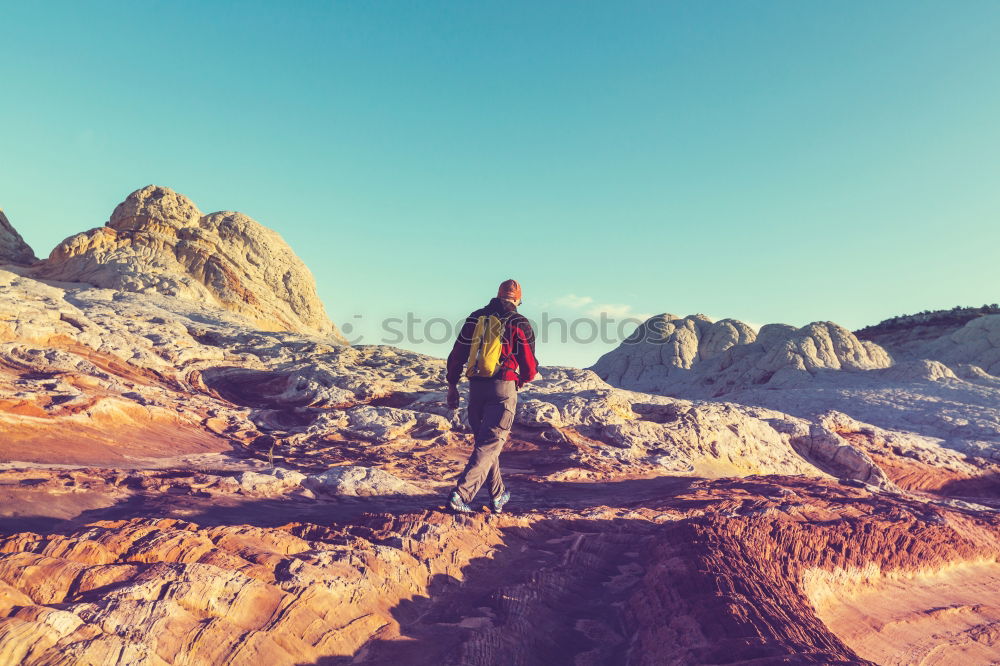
0,210,36,265
32,186,342,339
1,188,998,665
856,305,1000,359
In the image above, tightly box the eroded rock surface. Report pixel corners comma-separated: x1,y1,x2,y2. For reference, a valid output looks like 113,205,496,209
592,314,892,395
1,227,999,663
33,185,342,338
0,476,997,665
913,314,1000,377
0,210,36,265
592,313,1000,471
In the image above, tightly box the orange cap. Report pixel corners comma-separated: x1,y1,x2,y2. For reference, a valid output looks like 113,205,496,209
498,279,522,303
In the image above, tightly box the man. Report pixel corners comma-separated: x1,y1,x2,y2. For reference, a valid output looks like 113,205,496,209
445,279,539,514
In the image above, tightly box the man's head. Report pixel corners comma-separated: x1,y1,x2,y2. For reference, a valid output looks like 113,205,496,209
497,279,522,306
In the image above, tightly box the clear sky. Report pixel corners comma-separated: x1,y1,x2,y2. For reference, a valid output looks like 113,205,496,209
2,1,999,368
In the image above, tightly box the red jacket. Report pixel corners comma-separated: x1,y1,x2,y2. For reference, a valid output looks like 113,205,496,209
447,298,539,387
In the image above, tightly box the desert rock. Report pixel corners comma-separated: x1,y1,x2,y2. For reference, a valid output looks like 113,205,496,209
0,210,36,265
1,194,999,664
911,314,1000,376
592,315,892,396
34,185,343,339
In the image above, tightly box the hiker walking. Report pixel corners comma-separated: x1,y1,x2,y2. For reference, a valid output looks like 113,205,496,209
445,279,539,514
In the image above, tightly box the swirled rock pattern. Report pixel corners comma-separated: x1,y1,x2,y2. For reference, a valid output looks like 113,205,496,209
0,476,998,665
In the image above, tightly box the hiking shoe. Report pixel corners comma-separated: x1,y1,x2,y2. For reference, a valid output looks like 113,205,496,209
490,490,511,514
448,491,474,514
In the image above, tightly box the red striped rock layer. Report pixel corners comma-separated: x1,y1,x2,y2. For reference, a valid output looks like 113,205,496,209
1,476,997,665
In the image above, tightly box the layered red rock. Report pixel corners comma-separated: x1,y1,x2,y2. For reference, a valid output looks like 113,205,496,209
0,475,997,664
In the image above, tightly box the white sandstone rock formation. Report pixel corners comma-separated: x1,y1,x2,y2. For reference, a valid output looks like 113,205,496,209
33,185,343,339
0,210,36,265
232,468,309,494
589,312,1000,463
590,314,755,392
592,314,891,396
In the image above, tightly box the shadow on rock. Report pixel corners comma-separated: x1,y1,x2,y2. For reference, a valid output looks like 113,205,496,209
311,507,879,665
938,472,1000,501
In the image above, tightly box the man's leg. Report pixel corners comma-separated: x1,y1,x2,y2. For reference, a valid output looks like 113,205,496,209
466,380,484,436
454,380,488,503
456,381,515,502
486,382,516,499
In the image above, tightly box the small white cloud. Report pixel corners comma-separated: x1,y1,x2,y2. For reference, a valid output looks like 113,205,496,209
586,303,629,318
555,293,594,309
586,303,651,322
552,294,652,322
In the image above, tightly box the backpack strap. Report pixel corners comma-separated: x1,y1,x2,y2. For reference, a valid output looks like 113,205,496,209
492,312,520,378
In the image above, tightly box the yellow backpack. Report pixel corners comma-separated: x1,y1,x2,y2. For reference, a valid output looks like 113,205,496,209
465,313,514,378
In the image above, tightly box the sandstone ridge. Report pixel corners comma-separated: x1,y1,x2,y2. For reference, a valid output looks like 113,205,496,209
32,185,342,339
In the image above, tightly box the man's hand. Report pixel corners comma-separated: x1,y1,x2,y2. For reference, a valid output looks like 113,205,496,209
446,384,460,409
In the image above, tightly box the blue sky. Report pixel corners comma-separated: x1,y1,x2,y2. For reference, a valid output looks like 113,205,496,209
2,1,999,367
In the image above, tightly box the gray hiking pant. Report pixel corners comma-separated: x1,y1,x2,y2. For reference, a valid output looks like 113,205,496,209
455,379,517,503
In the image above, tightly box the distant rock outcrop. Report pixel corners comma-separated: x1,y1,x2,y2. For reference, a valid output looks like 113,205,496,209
34,185,342,339
856,304,1000,358
913,314,1000,376
855,308,1000,377
0,210,37,265
591,314,892,396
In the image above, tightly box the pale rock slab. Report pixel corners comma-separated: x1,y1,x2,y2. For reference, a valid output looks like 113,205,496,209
305,466,425,496
233,468,308,494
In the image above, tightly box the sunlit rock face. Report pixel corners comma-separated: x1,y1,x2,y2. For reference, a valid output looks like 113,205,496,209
1,193,1000,663
593,312,1000,465
0,210,36,265
591,314,892,396
857,307,1000,380
34,185,342,339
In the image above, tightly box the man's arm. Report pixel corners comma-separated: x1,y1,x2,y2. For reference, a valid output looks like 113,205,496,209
446,315,477,386
513,318,539,388
445,315,477,407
